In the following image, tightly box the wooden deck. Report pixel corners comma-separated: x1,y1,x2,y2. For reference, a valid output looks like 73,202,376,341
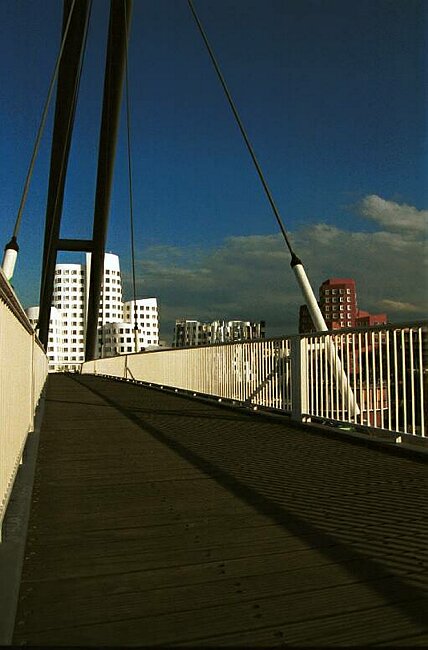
12,373,428,646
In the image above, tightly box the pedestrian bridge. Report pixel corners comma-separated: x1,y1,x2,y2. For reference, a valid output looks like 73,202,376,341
5,373,428,646
1,271,428,646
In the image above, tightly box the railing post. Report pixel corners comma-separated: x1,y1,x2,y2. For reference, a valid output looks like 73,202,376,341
291,335,309,422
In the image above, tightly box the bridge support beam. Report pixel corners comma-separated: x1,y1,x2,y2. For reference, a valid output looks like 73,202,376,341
38,0,91,350
85,0,132,361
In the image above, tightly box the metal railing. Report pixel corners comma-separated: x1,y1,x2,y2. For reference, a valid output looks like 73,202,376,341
81,321,427,442
0,270,48,539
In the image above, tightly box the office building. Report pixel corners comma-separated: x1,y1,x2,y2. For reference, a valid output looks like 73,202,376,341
173,318,265,348
298,277,387,333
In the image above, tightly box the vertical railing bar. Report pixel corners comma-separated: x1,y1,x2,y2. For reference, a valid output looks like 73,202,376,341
286,339,291,410
279,342,283,410
252,342,256,404
409,328,415,434
364,331,370,426
264,340,268,406
379,331,384,430
335,334,340,421
313,337,317,417
371,331,376,428
344,333,349,422
393,330,399,431
402,329,407,433
255,341,259,406
364,332,371,426
341,333,346,422
272,342,277,409
320,335,324,417
261,341,265,406
309,337,314,417
262,340,266,406
329,334,334,420
418,328,425,437
322,336,328,417
386,330,391,431
351,333,356,423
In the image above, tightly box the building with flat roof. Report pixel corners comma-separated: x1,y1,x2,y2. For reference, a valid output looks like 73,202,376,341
173,318,265,348
298,278,387,333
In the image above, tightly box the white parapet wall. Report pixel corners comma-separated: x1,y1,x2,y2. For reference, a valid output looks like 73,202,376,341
82,339,293,410
0,269,48,539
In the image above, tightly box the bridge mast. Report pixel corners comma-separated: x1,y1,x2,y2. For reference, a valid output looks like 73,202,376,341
85,0,132,361
38,0,132,361
38,0,91,350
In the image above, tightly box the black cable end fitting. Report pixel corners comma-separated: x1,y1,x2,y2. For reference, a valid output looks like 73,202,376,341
290,251,303,268
5,235,19,252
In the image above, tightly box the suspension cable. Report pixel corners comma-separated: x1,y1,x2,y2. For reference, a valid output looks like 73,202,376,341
12,0,78,240
187,0,298,262
123,1,139,346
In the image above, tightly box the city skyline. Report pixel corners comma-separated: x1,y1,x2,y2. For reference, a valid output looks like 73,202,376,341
0,0,426,340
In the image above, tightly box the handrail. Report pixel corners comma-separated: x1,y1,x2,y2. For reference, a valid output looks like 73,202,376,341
81,321,427,442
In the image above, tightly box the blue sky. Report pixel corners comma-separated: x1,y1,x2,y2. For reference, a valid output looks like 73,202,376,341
0,0,426,339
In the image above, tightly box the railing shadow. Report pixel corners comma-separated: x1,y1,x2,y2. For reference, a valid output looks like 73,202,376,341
72,374,428,631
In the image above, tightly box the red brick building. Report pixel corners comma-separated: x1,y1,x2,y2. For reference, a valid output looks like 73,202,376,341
299,278,387,333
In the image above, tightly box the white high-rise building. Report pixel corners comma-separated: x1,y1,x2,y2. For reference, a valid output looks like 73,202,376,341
100,298,159,357
26,253,159,371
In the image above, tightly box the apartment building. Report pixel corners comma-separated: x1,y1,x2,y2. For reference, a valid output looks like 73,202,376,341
298,277,387,333
26,253,159,371
100,298,159,356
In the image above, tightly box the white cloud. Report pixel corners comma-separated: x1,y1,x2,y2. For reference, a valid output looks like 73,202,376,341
123,195,428,343
379,299,421,313
359,195,428,234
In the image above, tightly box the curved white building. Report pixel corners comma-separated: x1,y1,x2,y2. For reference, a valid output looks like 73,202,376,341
26,253,159,371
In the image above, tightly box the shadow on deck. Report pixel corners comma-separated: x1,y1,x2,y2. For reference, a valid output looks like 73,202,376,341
4,373,428,646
